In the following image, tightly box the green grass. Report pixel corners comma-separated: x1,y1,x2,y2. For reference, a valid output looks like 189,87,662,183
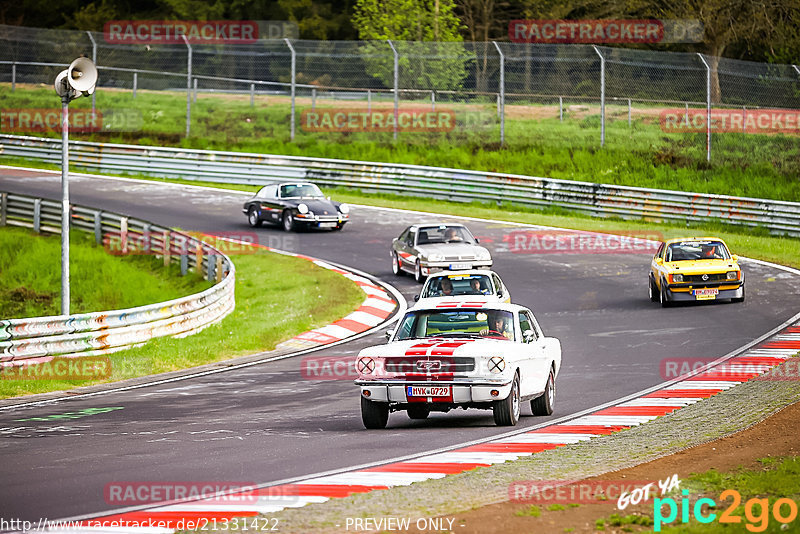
515,505,542,517
0,226,211,318
0,240,365,399
2,84,799,202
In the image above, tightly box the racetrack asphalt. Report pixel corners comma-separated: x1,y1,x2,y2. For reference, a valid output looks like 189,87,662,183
1,168,799,523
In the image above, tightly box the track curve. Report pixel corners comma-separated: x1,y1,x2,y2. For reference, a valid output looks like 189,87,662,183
1,167,798,522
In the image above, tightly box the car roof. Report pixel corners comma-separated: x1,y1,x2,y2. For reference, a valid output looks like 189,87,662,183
408,222,468,230
407,299,528,313
664,236,728,246
425,269,499,279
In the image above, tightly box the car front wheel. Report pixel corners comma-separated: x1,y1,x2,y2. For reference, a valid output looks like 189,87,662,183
247,207,262,228
361,396,389,429
649,276,659,302
660,279,672,308
493,373,520,426
414,260,424,283
531,369,555,416
391,251,402,276
282,211,295,232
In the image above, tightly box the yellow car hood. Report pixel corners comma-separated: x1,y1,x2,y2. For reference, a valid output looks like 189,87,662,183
665,259,739,274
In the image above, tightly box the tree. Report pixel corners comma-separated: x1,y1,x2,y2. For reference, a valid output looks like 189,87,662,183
352,0,469,91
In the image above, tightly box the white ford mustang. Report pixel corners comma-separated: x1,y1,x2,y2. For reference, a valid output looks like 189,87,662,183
354,302,562,428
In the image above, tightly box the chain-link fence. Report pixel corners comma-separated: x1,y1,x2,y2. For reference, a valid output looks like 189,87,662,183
1,23,799,170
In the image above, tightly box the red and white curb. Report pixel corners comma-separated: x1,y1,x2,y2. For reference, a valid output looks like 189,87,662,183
47,317,799,533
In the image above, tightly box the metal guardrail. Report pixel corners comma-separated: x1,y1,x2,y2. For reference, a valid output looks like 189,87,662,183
1,134,799,236
0,190,235,363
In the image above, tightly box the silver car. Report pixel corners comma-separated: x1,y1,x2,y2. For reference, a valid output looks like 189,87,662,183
391,223,493,282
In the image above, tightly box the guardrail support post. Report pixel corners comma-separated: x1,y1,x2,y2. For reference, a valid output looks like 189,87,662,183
180,251,188,276
33,198,41,233
163,230,171,266
697,53,712,162
182,35,192,138
133,72,137,99
93,210,102,244
142,223,150,253
285,38,296,141
215,256,223,283
207,252,215,281
120,217,128,255
492,41,505,146
592,45,605,147
0,192,6,226
387,40,399,141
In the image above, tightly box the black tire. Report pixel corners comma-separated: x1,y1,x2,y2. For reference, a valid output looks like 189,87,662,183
493,373,520,426
649,276,659,302
247,207,262,228
361,396,389,429
731,285,745,303
391,251,402,276
531,369,555,416
414,260,424,283
282,210,295,232
407,405,430,420
659,280,672,308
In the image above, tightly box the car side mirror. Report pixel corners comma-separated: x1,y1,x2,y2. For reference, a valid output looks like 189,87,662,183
413,294,420,301
523,329,536,343
475,238,480,243
385,329,393,341
497,290,503,298
655,258,664,265
731,255,739,262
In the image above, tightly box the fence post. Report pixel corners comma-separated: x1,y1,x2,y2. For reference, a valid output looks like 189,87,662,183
697,53,711,162
142,223,151,253
492,41,505,146
11,62,15,92
181,251,188,276
312,88,316,111
182,35,192,138
86,31,97,116
33,198,41,233
250,83,255,107
592,45,605,147
387,40,399,141
742,106,746,133
94,210,102,244
559,96,563,122
431,90,435,111
132,72,137,99
0,192,6,226
367,89,372,115
285,38,296,141
628,98,632,127
193,78,198,103
163,230,171,266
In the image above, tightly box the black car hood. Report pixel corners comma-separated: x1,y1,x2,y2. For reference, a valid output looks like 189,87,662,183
287,198,339,214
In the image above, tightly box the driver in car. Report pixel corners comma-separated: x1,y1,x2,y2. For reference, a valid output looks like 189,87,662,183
480,313,512,339
440,278,454,296
470,278,490,295
444,228,463,242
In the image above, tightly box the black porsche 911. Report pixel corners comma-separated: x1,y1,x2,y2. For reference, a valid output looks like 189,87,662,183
242,182,350,231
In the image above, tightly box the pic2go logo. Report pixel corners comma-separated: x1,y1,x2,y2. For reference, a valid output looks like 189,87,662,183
654,489,799,532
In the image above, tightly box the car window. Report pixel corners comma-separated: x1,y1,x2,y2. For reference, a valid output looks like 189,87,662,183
406,230,416,246
520,312,538,342
655,242,664,260
519,313,532,341
256,185,277,199
394,309,513,341
398,228,410,243
421,274,492,297
665,240,730,262
492,274,502,295
417,225,475,245
280,183,324,199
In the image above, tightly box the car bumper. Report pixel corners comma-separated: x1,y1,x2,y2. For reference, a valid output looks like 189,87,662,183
294,214,348,227
356,379,512,403
421,261,493,276
666,284,744,301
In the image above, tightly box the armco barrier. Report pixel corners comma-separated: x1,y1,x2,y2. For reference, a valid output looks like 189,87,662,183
1,134,799,236
0,191,235,363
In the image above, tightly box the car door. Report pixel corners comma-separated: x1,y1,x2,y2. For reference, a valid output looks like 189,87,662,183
258,184,281,223
400,228,418,269
518,310,550,397
651,242,666,289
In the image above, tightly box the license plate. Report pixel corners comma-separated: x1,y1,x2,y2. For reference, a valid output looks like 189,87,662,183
407,385,451,397
319,222,337,228
693,288,718,300
449,263,470,270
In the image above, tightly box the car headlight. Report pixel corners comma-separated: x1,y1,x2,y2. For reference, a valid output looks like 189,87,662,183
427,253,444,262
488,356,505,373
727,271,739,280
672,274,683,283
297,203,309,214
476,249,491,261
338,203,350,214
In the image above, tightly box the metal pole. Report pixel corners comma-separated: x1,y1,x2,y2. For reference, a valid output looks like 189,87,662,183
11,62,15,92
182,35,192,138
431,90,435,111
593,45,605,147
87,31,97,115
193,78,198,103
367,89,372,115
250,83,255,107
559,96,563,121
388,40,399,141
285,38,296,141
133,72,137,99
742,106,746,133
684,102,689,126
793,65,800,76
312,88,316,111
492,41,505,146
61,95,70,316
628,98,631,127
697,53,711,162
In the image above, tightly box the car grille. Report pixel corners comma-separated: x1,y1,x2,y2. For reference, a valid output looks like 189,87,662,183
443,255,475,261
385,357,475,373
684,273,728,283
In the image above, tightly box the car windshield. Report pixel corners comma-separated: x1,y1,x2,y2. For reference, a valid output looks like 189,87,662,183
395,309,514,341
665,240,730,262
417,225,475,245
421,274,493,298
280,183,324,199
